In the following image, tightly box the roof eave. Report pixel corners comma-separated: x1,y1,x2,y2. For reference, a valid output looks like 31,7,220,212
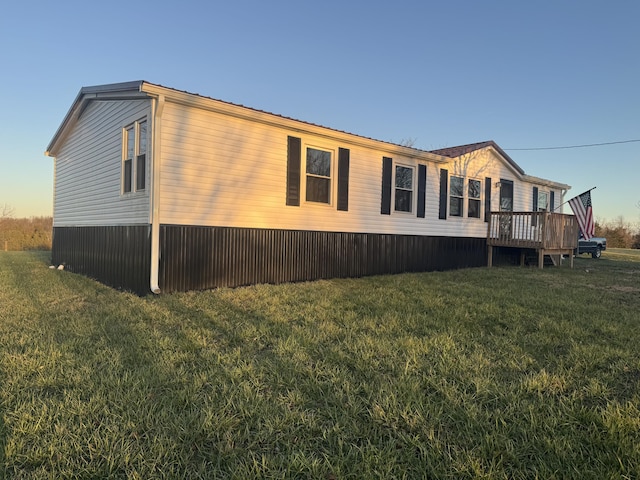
523,174,571,191
45,81,147,157
140,82,449,164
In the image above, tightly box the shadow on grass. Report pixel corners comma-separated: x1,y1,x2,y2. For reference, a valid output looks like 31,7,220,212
0,384,6,479
153,286,474,478
3,252,640,477
0,252,177,477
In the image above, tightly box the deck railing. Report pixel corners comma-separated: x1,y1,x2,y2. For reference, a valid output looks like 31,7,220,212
487,211,578,250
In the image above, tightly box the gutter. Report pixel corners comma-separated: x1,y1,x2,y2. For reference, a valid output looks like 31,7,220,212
149,92,165,294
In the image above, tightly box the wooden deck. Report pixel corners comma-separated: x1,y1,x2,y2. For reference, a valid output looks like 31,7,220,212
487,212,578,268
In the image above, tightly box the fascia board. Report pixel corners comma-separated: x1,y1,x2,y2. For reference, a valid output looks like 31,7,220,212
523,174,571,191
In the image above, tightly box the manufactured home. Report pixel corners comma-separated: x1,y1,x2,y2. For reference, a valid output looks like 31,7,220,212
46,81,575,294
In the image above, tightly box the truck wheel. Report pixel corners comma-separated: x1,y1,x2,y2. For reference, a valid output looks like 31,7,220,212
592,247,601,259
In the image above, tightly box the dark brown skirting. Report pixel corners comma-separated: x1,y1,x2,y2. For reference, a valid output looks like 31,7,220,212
159,225,487,293
52,225,492,294
52,225,151,295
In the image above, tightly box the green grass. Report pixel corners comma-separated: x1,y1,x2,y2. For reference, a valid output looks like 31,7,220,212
603,247,640,262
1,251,640,479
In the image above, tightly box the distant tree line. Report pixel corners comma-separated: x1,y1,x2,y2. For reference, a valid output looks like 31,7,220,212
595,217,640,249
0,216,53,251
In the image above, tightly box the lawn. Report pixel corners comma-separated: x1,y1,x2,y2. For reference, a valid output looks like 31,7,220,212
1,251,639,479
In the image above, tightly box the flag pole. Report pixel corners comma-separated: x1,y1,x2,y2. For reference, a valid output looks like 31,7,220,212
551,186,596,212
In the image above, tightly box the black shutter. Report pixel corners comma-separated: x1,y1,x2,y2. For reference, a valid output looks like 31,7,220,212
550,191,555,212
532,186,539,226
136,154,146,191
417,164,426,218
484,177,491,222
381,157,392,215
337,148,350,211
123,159,132,193
286,136,301,206
438,168,448,219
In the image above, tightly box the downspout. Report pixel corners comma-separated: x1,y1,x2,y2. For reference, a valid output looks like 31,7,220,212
149,94,165,294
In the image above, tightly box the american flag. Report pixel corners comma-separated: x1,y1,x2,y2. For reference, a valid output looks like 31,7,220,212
568,190,595,240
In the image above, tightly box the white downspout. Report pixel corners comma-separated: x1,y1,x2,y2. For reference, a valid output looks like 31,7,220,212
149,94,165,294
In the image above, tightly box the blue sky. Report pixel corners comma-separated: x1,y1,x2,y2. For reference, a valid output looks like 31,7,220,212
1,0,638,224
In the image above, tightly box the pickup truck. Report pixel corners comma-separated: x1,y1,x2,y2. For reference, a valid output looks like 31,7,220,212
575,235,607,258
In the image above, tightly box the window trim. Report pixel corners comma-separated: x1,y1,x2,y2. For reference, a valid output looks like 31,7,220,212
121,118,147,195
449,175,464,217
467,178,482,219
448,174,483,219
393,163,415,213
302,143,335,206
537,189,549,212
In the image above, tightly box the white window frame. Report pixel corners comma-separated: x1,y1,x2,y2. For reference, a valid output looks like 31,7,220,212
467,178,482,219
393,163,415,213
449,175,464,217
537,190,549,211
449,175,483,219
302,143,335,206
122,118,147,195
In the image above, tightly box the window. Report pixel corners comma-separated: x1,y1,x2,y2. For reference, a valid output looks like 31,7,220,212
394,165,414,212
468,179,481,218
123,126,134,193
537,190,548,211
449,175,464,217
136,121,146,191
449,175,482,218
305,147,332,204
122,119,147,194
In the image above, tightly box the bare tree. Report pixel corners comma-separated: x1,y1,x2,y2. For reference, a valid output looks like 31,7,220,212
1,203,15,220
450,149,495,179
398,137,418,148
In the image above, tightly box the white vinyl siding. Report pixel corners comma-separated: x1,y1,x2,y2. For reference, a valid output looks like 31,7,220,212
157,101,566,238
53,99,151,226
430,150,550,238
48,83,569,241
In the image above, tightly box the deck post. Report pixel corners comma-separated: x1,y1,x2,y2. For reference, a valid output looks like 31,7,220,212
487,245,493,267
538,249,544,269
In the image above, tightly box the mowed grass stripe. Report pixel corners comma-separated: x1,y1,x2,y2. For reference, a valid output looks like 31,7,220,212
0,251,639,479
